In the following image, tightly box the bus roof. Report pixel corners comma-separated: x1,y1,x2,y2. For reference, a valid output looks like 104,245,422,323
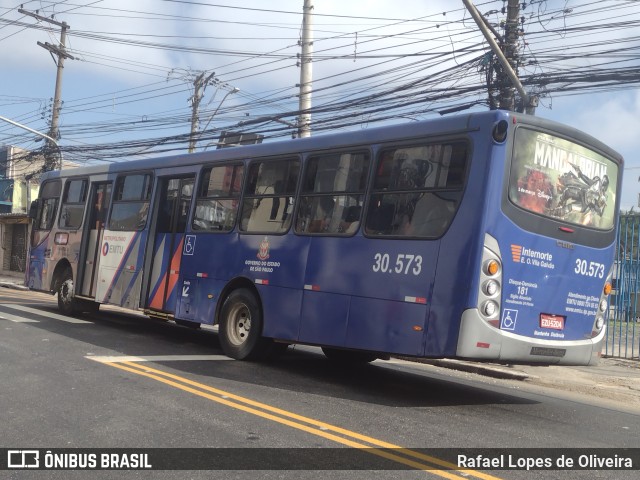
39,110,623,181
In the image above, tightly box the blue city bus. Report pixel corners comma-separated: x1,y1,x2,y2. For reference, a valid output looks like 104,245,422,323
27,111,622,365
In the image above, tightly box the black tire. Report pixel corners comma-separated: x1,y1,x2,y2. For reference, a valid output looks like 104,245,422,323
321,347,378,364
218,289,269,360
57,268,78,316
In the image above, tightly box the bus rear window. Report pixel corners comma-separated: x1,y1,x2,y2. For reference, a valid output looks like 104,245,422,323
509,128,618,230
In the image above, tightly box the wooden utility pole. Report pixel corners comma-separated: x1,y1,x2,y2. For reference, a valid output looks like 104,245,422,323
189,73,205,153
462,0,537,114
188,71,215,153
19,9,74,170
499,0,521,111
297,0,313,138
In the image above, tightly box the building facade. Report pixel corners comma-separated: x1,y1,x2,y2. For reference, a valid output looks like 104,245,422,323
0,146,43,276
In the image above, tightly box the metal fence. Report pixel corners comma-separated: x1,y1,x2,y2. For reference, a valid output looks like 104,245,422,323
607,213,640,359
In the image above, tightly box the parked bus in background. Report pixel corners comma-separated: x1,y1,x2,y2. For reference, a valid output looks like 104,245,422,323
27,111,622,365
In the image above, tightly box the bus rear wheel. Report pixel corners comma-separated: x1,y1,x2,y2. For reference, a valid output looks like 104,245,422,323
219,289,269,360
57,268,78,316
322,347,378,364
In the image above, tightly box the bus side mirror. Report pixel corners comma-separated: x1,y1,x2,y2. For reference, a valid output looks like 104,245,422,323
28,199,41,220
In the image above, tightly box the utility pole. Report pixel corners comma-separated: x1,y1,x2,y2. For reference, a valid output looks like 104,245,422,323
499,0,520,111
297,0,313,138
189,72,205,153
19,8,74,170
188,71,215,153
462,0,537,114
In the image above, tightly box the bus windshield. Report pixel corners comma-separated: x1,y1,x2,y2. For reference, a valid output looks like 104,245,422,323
509,127,618,231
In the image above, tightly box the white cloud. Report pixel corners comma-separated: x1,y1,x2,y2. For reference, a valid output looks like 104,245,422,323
570,91,640,153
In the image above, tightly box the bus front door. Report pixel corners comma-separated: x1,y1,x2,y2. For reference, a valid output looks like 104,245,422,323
146,176,194,314
78,182,112,298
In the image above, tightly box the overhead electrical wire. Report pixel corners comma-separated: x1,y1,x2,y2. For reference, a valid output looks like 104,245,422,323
1,0,639,165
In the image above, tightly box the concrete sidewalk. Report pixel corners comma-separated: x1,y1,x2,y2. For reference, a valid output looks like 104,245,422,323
412,356,640,409
0,271,28,290
2,272,638,408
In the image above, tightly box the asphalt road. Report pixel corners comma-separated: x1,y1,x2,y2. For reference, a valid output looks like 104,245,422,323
1,288,638,480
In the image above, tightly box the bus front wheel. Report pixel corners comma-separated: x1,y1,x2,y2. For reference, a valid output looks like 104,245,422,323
57,268,78,316
219,289,269,360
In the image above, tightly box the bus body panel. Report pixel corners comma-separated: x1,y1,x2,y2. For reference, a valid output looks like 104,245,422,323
147,232,185,312
238,234,310,289
457,215,613,364
95,230,147,308
346,297,427,355
422,132,494,357
494,221,612,341
457,309,602,365
257,284,304,341
27,233,50,291
80,229,101,294
299,291,349,346
176,277,226,324
301,236,437,353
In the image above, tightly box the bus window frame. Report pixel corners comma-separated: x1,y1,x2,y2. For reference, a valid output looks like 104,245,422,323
294,148,371,237
192,162,245,233
239,156,301,236
108,171,153,232
502,123,621,249
34,179,62,232
363,138,470,240
58,176,89,230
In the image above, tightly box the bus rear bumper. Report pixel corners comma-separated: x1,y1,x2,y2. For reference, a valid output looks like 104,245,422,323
456,309,604,366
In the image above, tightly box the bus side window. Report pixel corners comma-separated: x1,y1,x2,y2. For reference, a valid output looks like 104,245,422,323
193,164,244,232
240,158,299,234
58,178,88,229
109,173,152,231
365,142,467,238
35,180,62,231
295,151,369,236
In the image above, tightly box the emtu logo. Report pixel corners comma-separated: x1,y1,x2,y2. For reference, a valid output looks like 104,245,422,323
102,242,110,256
511,245,523,263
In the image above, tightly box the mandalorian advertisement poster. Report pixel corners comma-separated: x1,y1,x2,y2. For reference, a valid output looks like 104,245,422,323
509,128,618,230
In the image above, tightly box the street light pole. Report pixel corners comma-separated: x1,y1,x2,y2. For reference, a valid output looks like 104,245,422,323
196,87,239,151
0,115,63,169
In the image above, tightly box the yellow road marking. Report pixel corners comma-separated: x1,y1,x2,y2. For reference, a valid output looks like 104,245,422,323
97,359,503,479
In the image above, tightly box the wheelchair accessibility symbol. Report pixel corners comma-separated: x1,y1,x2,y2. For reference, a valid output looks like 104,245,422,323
501,309,518,331
183,235,196,256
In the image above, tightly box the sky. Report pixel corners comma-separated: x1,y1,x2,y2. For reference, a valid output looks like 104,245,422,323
1,0,640,209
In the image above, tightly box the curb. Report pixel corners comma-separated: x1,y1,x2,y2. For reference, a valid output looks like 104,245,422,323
0,282,29,291
396,356,531,381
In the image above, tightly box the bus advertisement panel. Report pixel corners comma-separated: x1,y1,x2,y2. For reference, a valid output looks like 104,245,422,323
509,128,617,230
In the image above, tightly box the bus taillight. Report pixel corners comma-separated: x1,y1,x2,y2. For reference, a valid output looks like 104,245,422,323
592,272,613,337
479,235,502,327
484,259,500,276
